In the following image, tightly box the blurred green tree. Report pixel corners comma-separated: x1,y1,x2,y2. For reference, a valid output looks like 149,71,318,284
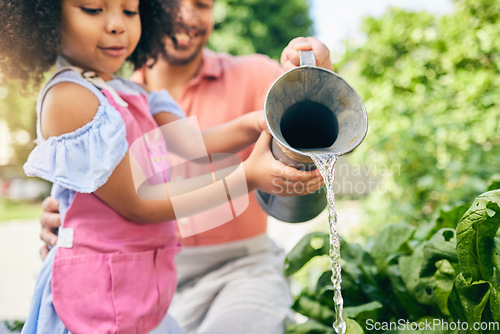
208,0,313,59
338,0,500,227
0,82,37,175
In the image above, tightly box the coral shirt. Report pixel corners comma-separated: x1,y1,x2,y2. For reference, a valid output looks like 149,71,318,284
134,49,284,246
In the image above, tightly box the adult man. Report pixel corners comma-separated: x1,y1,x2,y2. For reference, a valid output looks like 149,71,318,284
40,0,333,332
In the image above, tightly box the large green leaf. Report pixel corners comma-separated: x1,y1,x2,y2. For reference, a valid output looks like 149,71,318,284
399,228,457,310
285,232,330,276
343,301,382,328
455,190,500,283
286,320,334,334
490,270,500,322
292,289,335,326
428,260,455,316
420,229,457,277
385,264,427,320
487,175,500,192
287,318,364,334
452,274,491,333
370,223,415,269
445,190,500,330
345,318,365,334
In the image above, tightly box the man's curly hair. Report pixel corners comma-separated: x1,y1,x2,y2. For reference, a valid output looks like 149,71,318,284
0,0,179,89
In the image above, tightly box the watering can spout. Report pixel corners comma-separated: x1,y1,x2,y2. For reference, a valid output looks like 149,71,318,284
256,50,368,223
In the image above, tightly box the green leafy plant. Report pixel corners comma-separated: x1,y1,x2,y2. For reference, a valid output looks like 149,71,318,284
285,188,500,333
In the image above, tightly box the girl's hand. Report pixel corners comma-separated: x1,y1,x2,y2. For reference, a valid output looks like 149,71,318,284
244,131,324,196
248,110,268,135
280,37,333,72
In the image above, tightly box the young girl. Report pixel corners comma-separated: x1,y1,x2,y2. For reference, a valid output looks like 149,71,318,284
0,0,272,333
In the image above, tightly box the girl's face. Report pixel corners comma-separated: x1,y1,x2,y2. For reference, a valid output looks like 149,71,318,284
60,0,141,80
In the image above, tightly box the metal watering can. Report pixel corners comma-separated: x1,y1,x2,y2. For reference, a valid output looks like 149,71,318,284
256,51,368,223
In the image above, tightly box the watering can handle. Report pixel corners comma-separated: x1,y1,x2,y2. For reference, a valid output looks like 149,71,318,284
299,50,316,67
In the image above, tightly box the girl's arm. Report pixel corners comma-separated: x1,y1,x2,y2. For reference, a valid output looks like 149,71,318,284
93,149,253,223
41,83,283,224
199,110,265,153
94,131,317,223
153,110,265,155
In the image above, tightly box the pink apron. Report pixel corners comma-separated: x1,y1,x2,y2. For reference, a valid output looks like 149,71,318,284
51,87,180,334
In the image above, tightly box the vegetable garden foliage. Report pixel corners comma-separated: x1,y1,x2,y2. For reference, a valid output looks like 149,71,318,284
285,187,500,333
336,0,500,227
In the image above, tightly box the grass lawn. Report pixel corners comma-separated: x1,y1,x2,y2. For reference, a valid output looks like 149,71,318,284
0,199,42,223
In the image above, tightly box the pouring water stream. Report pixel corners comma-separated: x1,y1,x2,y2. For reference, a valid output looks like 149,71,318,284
309,153,345,334
257,50,367,334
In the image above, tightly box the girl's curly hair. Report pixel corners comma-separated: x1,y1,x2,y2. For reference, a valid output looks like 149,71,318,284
0,0,179,89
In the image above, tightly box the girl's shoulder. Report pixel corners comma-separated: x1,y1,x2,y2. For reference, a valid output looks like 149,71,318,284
25,69,128,193
42,81,101,138
38,69,113,139
40,69,108,105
